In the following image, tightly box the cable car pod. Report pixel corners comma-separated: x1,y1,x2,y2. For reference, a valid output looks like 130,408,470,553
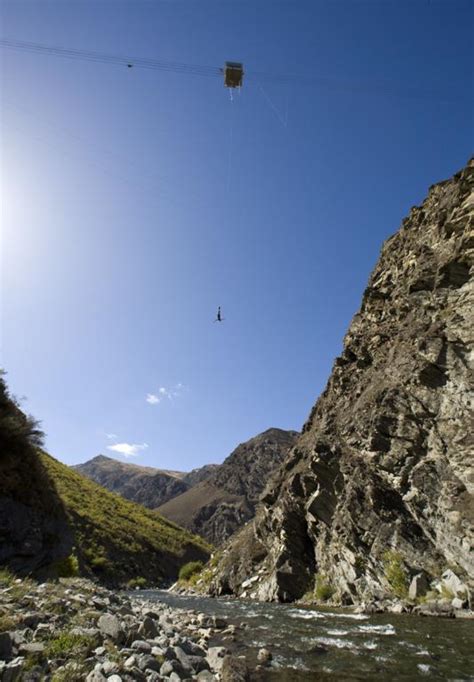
224,61,244,88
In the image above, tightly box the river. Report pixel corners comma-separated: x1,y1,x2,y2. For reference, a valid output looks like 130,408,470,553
136,590,474,680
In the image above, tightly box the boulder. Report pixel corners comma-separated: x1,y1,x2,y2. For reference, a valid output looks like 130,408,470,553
138,616,158,639
221,655,249,682
206,646,227,672
131,640,152,654
97,614,123,642
440,570,469,599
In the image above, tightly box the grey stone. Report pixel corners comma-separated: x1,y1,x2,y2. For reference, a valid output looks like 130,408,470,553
173,646,193,672
2,657,25,682
137,654,161,672
221,655,249,682
160,660,175,676
124,655,137,669
197,671,217,682
86,671,107,682
107,676,123,682
206,647,227,672
452,597,467,609
0,632,13,661
131,640,152,653
409,573,428,600
102,659,120,674
138,616,158,639
440,570,469,598
18,642,45,656
98,614,124,642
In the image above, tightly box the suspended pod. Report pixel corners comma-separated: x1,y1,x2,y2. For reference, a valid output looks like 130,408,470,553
223,61,244,88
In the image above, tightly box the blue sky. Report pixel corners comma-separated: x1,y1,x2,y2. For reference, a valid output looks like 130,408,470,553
1,0,472,469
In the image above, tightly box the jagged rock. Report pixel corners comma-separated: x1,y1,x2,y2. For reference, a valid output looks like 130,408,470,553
2,658,24,682
137,654,161,672
409,573,429,600
206,646,227,671
18,642,45,656
0,632,13,661
221,655,249,682
439,569,469,599
209,159,474,605
97,614,124,642
197,671,218,681
138,615,158,638
131,640,152,653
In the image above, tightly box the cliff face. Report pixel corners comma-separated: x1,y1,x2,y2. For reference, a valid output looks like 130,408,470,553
210,160,474,604
157,428,299,545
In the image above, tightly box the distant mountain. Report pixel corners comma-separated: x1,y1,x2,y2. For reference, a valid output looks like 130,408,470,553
74,455,191,509
157,428,299,545
0,376,210,585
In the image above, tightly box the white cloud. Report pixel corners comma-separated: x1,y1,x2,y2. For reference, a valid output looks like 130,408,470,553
146,384,186,404
105,432,118,440
107,442,148,458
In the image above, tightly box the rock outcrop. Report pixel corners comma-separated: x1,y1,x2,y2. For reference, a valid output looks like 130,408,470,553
158,429,299,545
209,159,474,605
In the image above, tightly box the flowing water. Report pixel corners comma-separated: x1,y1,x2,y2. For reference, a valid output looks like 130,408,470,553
137,590,474,681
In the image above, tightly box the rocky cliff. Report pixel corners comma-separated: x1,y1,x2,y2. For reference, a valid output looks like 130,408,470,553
209,159,474,605
158,428,299,545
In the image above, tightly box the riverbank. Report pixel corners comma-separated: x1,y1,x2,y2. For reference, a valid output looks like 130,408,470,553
0,574,248,681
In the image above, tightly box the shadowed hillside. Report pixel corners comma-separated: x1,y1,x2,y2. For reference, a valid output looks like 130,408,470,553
0,372,210,585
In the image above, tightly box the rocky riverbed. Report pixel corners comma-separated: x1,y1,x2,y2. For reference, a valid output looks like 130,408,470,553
0,575,250,681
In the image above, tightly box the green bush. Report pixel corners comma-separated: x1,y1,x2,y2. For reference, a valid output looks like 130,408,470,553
383,550,408,598
126,576,147,589
45,632,95,658
0,568,14,586
55,554,80,578
314,575,334,602
179,561,204,582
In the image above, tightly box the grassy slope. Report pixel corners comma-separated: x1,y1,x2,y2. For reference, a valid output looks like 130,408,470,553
41,451,211,586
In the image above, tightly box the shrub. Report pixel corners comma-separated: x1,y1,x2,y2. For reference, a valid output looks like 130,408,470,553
54,554,80,578
314,575,334,602
0,568,14,586
383,550,408,598
0,615,16,632
45,632,95,658
179,561,204,582
90,555,112,572
126,576,147,589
